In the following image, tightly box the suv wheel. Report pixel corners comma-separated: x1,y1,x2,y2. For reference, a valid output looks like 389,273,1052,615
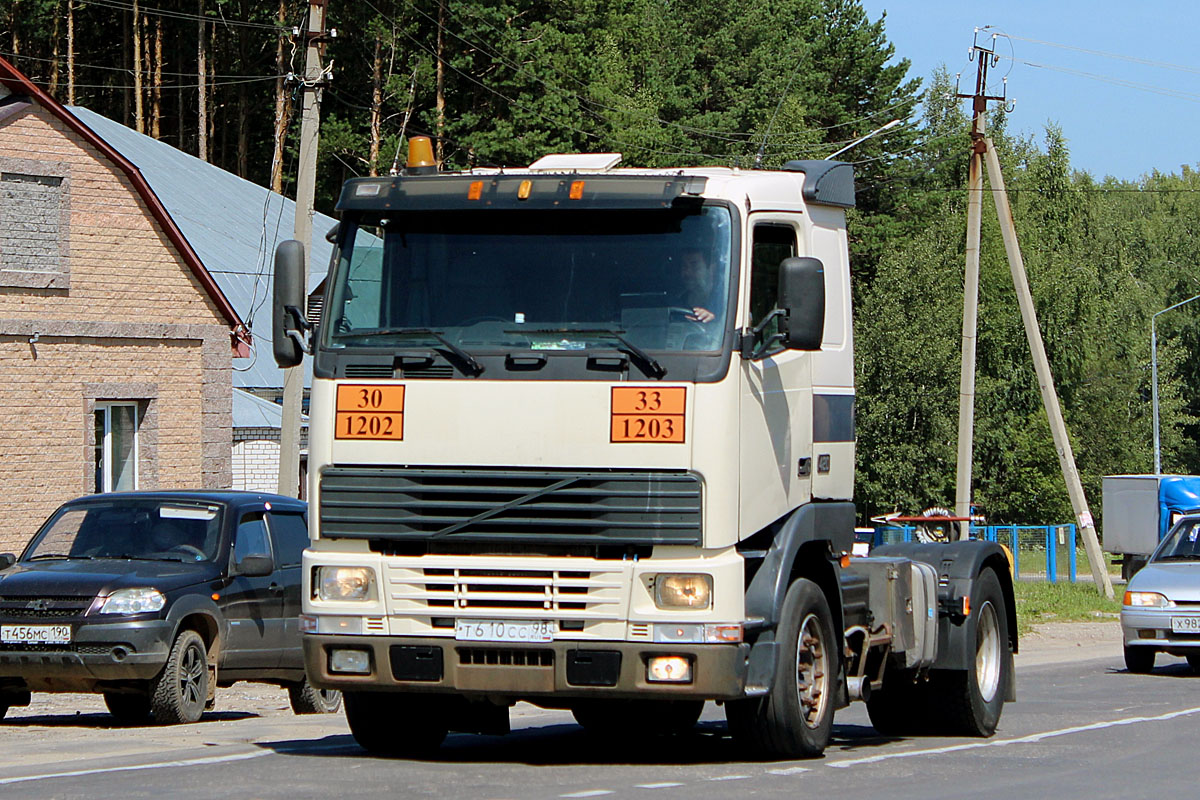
288,677,342,714
104,691,151,723
150,630,208,724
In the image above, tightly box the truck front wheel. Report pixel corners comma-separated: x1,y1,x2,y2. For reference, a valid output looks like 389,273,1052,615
344,691,447,756
726,578,836,758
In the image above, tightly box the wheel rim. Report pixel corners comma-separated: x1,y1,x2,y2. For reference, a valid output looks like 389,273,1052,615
319,689,339,709
179,642,205,710
975,600,1002,703
795,611,830,729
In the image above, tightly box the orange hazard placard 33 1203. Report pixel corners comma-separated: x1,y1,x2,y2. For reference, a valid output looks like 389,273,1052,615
335,385,405,440
611,387,685,443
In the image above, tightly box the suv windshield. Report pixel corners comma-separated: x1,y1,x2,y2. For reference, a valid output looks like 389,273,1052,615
1152,517,1200,562
324,206,734,355
24,499,223,563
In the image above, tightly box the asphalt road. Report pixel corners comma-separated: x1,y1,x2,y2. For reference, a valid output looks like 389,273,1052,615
2,630,1196,800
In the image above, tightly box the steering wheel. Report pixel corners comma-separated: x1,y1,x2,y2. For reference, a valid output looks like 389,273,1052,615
168,544,206,560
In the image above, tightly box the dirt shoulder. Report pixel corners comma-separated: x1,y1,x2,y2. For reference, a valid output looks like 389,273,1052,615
1016,620,1123,666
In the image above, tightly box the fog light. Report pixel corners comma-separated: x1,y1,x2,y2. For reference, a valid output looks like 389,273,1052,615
330,648,371,674
647,655,692,683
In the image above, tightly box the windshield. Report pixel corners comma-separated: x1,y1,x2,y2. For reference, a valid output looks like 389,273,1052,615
24,499,224,563
1152,518,1200,562
325,206,734,354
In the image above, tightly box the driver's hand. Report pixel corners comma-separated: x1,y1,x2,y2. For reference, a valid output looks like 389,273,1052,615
687,307,715,323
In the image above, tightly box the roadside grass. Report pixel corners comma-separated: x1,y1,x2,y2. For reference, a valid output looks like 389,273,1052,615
1013,580,1122,637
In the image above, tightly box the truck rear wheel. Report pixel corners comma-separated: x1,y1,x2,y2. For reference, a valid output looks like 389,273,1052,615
726,578,836,758
572,699,703,737
344,691,447,756
933,568,1010,736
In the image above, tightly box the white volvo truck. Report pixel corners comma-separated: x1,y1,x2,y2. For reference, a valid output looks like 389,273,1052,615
273,146,1016,758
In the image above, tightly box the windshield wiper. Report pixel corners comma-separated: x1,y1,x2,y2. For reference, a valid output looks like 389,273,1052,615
27,553,92,561
342,327,484,377
508,328,666,379
1155,554,1200,561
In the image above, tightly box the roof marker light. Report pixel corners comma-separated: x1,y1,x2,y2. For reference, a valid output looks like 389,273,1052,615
517,180,533,200
467,180,484,200
569,180,585,200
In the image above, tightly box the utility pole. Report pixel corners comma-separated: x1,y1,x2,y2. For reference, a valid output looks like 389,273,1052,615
278,0,329,498
953,30,1113,599
954,34,1005,542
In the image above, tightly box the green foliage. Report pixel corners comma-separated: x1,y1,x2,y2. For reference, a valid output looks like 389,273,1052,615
1013,580,1121,637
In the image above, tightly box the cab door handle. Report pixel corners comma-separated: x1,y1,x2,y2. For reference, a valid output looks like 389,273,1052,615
269,582,283,595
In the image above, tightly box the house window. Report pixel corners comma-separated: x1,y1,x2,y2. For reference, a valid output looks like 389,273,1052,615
0,157,70,289
94,403,139,493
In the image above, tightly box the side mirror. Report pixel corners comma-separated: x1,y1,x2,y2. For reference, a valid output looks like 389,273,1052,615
778,256,825,351
0,553,15,570
236,553,274,578
273,239,308,368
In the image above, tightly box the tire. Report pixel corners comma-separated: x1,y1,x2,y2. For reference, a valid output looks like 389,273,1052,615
1124,646,1156,674
932,568,1010,737
0,703,7,721
865,668,929,736
1186,653,1200,673
572,699,704,737
288,677,342,715
726,578,837,758
344,691,447,756
104,691,152,723
150,630,209,724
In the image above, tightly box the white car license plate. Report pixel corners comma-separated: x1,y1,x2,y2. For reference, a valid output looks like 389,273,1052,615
1,624,71,645
1171,616,1200,633
454,619,556,643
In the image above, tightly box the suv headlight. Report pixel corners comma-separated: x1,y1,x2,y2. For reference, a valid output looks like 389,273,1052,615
99,588,166,614
1124,591,1172,608
315,566,377,601
654,574,712,609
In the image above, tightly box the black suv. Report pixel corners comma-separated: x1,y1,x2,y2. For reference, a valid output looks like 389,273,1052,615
0,491,339,724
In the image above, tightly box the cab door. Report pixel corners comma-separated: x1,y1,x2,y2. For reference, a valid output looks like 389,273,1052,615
219,511,284,670
739,218,813,535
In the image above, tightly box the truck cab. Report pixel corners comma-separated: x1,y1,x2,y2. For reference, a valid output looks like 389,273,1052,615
274,147,1015,757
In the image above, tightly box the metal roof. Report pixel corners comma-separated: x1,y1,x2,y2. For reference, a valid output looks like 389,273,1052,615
232,387,309,430
67,107,336,391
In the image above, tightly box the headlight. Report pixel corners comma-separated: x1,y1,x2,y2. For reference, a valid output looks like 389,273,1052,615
316,566,377,601
654,574,712,609
1124,591,1172,608
99,588,166,614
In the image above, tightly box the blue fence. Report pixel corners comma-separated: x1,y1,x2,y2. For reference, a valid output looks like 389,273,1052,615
872,524,1078,582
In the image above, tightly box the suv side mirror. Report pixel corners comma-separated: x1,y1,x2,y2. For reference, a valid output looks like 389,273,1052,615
273,239,309,368
778,256,825,351
0,553,15,570
236,553,274,577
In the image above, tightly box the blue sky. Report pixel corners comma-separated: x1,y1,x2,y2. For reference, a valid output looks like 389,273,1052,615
858,1,1198,181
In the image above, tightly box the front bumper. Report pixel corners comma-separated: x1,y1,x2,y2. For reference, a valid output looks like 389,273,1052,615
0,619,173,683
1121,608,1200,653
303,634,749,700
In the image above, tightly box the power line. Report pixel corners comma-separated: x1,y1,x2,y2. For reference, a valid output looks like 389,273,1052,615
998,33,1200,76
80,0,286,31
1,50,284,80
997,55,1200,103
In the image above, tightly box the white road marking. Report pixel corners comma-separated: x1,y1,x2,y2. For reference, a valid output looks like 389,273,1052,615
0,742,350,786
766,766,811,775
636,782,684,789
827,705,1200,768
707,774,750,781
560,791,614,798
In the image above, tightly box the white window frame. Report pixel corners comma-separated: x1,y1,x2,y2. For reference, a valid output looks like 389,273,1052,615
94,402,139,493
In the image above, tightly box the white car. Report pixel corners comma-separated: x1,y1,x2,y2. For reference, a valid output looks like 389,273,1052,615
1121,514,1200,673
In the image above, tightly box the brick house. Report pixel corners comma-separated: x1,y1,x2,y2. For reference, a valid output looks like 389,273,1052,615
0,57,250,552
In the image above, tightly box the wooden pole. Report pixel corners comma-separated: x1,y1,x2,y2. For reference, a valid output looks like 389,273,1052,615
982,138,1114,599
955,140,985,540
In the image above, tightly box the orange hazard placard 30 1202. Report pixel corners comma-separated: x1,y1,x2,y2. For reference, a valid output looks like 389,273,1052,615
335,385,405,440
611,387,685,443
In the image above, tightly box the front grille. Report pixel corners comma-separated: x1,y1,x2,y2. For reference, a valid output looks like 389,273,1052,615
0,643,115,655
458,647,553,667
0,595,92,620
320,466,702,545
388,562,626,619
343,363,394,378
